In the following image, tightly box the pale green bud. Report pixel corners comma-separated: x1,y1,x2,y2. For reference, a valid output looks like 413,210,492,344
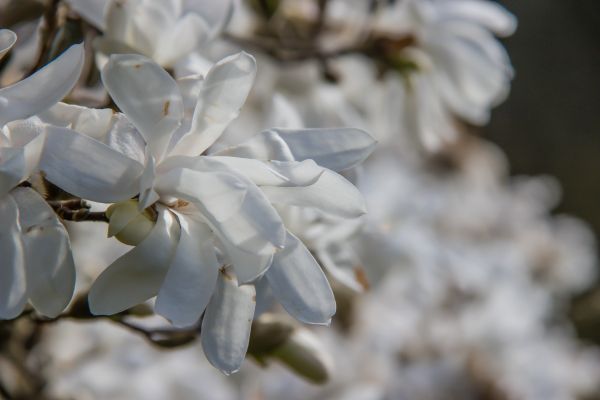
106,200,156,246
271,328,333,384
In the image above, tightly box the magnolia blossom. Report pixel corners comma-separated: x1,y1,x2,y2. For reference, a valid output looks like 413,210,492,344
39,51,375,373
0,30,84,319
69,0,233,73
374,0,515,149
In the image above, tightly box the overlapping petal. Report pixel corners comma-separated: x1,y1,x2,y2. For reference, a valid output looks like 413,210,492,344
0,120,45,198
40,126,144,203
89,208,180,315
155,214,219,328
266,232,335,325
101,53,184,160
154,14,210,67
262,169,367,218
0,194,26,319
217,128,376,172
170,52,256,157
11,187,75,318
155,163,286,260
201,270,256,375
0,43,84,126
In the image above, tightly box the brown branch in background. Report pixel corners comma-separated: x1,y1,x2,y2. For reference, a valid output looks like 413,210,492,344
26,0,62,76
31,295,200,349
223,32,415,65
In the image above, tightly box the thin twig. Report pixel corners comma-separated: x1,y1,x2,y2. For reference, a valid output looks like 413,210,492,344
48,198,109,222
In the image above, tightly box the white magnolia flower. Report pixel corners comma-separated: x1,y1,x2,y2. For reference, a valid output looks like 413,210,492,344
372,0,515,149
69,0,233,72
0,30,84,319
40,51,375,373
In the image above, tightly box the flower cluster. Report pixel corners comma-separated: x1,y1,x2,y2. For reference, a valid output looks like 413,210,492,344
1,0,599,399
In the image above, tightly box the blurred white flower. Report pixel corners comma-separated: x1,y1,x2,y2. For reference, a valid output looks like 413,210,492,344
69,0,234,73
0,31,84,319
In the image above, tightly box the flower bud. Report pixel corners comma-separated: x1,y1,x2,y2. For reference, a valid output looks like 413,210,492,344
106,200,156,246
271,328,333,384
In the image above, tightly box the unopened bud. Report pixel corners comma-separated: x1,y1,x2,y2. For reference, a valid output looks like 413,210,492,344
272,328,333,384
106,200,156,246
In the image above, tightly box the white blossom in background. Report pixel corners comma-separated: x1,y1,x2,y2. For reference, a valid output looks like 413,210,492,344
0,30,83,319
68,0,234,75
38,50,375,373
325,0,513,152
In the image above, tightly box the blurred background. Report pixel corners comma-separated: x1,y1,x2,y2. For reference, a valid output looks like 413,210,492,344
487,0,600,236
486,0,600,343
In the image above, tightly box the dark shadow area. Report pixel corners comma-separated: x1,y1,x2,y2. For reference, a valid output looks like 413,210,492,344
484,0,600,236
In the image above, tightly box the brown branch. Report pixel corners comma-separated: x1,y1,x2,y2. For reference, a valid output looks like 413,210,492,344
48,198,109,222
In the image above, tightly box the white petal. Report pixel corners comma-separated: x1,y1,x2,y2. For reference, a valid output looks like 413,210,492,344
104,0,182,56
37,103,147,164
265,94,304,129
0,120,45,198
40,126,143,203
156,162,286,260
66,0,109,30
170,52,256,157
101,53,184,160
208,156,324,187
11,188,75,317
138,154,160,209
439,0,517,37
262,169,367,218
155,214,219,327
154,14,210,67
266,232,335,324
0,29,17,61
201,270,255,375
217,128,376,172
0,43,84,125
88,208,180,315
223,243,274,286
38,102,114,141
0,194,26,319
182,0,234,38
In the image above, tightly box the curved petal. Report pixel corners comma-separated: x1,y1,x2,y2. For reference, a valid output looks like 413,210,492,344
40,126,143,203
266,232,335,325
183,0,234,38
438,0,517,37
0,43,84,126
216,128,376,172
101,53,184,160
0,120,45,198
0,194,26,319
208,156,324,187
170,52,256,157
0,29,17,62
201,270,255,375
154,14,210,67
104,0,182,56
38,103,147,164
223,243,274,286
11,187,75,318
138,154,160,209
155,214,219,327
155,163,286,259
66,0,109,30
88,208,180,315
262,169,367,218
38,102,114,140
